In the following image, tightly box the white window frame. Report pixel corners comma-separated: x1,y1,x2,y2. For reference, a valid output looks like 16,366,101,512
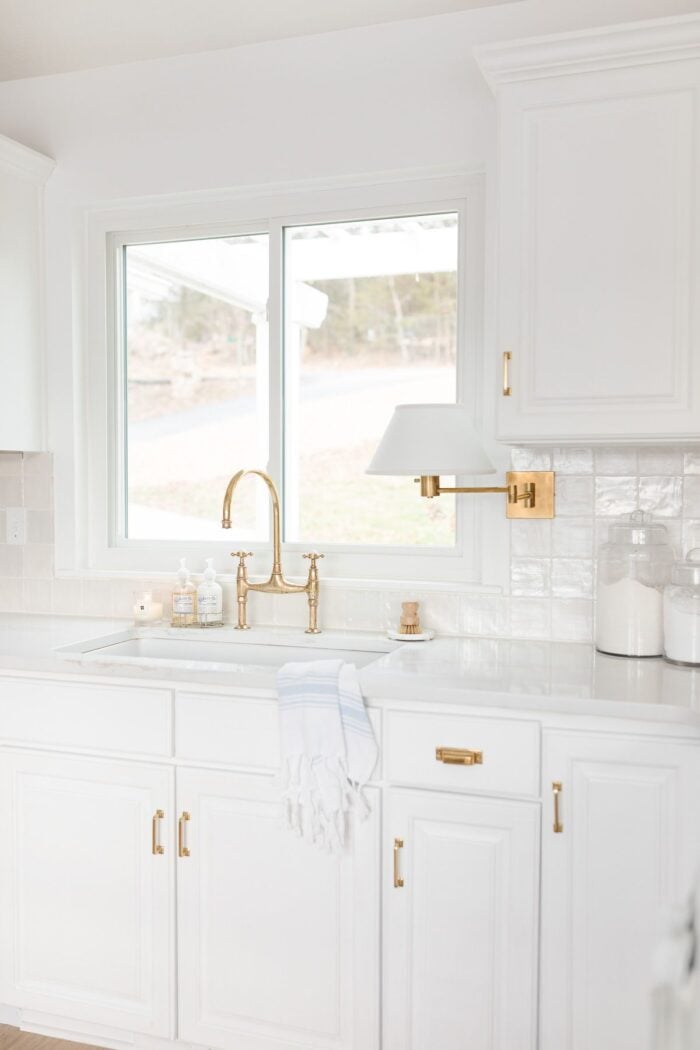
76,169,505,587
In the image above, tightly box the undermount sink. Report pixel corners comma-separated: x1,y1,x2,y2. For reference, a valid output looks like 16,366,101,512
55,627,398,673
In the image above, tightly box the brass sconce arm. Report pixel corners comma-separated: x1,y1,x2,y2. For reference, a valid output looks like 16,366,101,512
415,471,554,519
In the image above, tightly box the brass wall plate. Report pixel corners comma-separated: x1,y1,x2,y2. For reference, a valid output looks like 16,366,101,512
506,470,555,519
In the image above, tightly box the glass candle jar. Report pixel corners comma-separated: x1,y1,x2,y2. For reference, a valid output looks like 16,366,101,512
595,511,674,657
663,550,700,666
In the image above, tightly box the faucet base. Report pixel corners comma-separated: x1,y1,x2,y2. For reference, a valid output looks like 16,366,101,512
305,627,322,635
234,624,251,631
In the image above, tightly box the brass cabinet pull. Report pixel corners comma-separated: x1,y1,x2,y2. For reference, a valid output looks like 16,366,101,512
436,747,483,766
502,351,512,396
393,838,404,888
552,781,563,834
178,812,191,858
152,810,165,855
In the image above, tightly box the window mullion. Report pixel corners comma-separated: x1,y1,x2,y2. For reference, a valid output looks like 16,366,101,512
267,219,285,536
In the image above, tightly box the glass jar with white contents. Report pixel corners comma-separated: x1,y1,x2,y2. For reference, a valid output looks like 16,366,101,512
595,511,674,658
663,551,700,666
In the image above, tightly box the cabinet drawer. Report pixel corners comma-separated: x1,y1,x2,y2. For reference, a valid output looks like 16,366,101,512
0,676,172,756
176,691,382,773
385,709,540,797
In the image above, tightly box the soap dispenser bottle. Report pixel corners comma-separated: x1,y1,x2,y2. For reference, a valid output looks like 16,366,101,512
197,558,223,627
172,558,197,627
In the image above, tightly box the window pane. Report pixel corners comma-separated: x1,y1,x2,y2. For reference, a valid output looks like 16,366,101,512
124,234,270,541
284,214,458,547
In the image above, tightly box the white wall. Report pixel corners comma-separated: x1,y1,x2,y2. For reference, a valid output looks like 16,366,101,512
0,0,695,615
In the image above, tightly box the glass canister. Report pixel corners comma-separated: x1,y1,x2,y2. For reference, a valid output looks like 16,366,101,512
663,550,700,666
595,511,674,657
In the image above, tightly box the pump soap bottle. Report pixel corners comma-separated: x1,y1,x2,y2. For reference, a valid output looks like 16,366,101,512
172,558,197,627
197,558,223,627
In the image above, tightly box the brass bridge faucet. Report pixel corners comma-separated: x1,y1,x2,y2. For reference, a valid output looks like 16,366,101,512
221,469,323,634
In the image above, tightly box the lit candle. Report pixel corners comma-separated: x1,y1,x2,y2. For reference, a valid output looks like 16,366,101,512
133,591,163,624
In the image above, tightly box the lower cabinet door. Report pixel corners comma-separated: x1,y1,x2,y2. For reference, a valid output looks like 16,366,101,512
383,787,540,1050
176,768,380,1050
540,732,700,1050
0,749,174,1035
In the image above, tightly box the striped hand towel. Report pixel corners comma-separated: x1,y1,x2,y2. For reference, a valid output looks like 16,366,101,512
277,658,378,852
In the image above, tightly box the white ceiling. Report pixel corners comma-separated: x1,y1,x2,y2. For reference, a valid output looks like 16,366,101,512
0,0,519,82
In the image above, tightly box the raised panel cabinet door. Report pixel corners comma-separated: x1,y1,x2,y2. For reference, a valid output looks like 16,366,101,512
494,59,700,442
540,732,700,1050
176,768,380,1050
0,136,54,451
0,749,174,1035
383,788,540,1050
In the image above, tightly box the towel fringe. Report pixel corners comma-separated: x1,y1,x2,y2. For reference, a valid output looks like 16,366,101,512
278,754,371,851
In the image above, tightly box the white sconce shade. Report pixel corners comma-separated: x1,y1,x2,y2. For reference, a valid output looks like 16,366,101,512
367,404,496,477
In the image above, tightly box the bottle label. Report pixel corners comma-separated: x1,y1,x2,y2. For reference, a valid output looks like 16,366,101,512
199,594,220,612
173,594,194,614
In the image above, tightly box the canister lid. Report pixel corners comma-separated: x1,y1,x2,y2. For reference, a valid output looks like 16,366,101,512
670,549,700,586
607,510,670,546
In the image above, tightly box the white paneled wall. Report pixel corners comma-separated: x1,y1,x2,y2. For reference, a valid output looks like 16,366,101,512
0,446,697,644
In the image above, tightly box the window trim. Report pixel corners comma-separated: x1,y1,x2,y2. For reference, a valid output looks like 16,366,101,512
75,169,504,586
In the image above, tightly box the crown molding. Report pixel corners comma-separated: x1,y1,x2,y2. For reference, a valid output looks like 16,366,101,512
0,133,54,183
474,13,700,92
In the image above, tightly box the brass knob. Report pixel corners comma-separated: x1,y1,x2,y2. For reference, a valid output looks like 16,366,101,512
232,551,254,560
303,552,325,563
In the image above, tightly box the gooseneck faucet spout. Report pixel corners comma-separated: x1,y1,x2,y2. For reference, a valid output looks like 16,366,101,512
222,469,283,578
221,469,323,634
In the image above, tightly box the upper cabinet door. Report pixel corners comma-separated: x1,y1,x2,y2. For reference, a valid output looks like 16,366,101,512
477,16,700,444
176,768,380,1050
0,749,174,1036
0,134,53,451
383,787,540,1050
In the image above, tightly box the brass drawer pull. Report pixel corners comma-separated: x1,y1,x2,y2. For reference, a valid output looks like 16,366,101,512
152,809,165,855
502,351,512,396
179,811,191,857
552,781,563,834
436,747,483,766
393,838,404,888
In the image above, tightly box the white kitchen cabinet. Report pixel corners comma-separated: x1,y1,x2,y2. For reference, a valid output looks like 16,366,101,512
540,731,700,1050
383,787,540,1050
0,749,174,1036
176,767,380,1050
476,16,700,443
0,134,54,451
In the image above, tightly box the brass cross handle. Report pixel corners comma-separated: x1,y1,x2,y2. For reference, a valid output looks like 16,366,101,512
233,551,254,561
303,553,325,564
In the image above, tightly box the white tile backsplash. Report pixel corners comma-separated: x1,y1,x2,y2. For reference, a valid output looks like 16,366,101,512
552,447,594,474
551,517,594,559
594,447,638,476
638,448,684,475
511,557,551,596
683,476,700,517
551,558,593,598
594,475,639,516
638,475,683,517
511,519,551,557
2,445,700,646
556,475,595,516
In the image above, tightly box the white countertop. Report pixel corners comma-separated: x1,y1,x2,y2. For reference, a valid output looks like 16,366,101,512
0,613,699,728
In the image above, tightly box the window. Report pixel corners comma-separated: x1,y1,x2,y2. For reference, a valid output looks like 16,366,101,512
284,216,457,547
80,173,489,582
121,213,458,550
124,234,270,542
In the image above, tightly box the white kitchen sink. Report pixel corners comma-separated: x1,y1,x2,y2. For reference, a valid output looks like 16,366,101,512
55,626,397,673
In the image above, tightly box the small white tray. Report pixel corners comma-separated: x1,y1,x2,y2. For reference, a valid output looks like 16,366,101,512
387,629,435,642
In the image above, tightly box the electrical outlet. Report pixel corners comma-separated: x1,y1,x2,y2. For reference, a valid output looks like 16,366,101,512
6,508,26,545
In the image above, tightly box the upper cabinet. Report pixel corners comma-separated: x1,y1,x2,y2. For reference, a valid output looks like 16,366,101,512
476,16,700,444
0,133,54,451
